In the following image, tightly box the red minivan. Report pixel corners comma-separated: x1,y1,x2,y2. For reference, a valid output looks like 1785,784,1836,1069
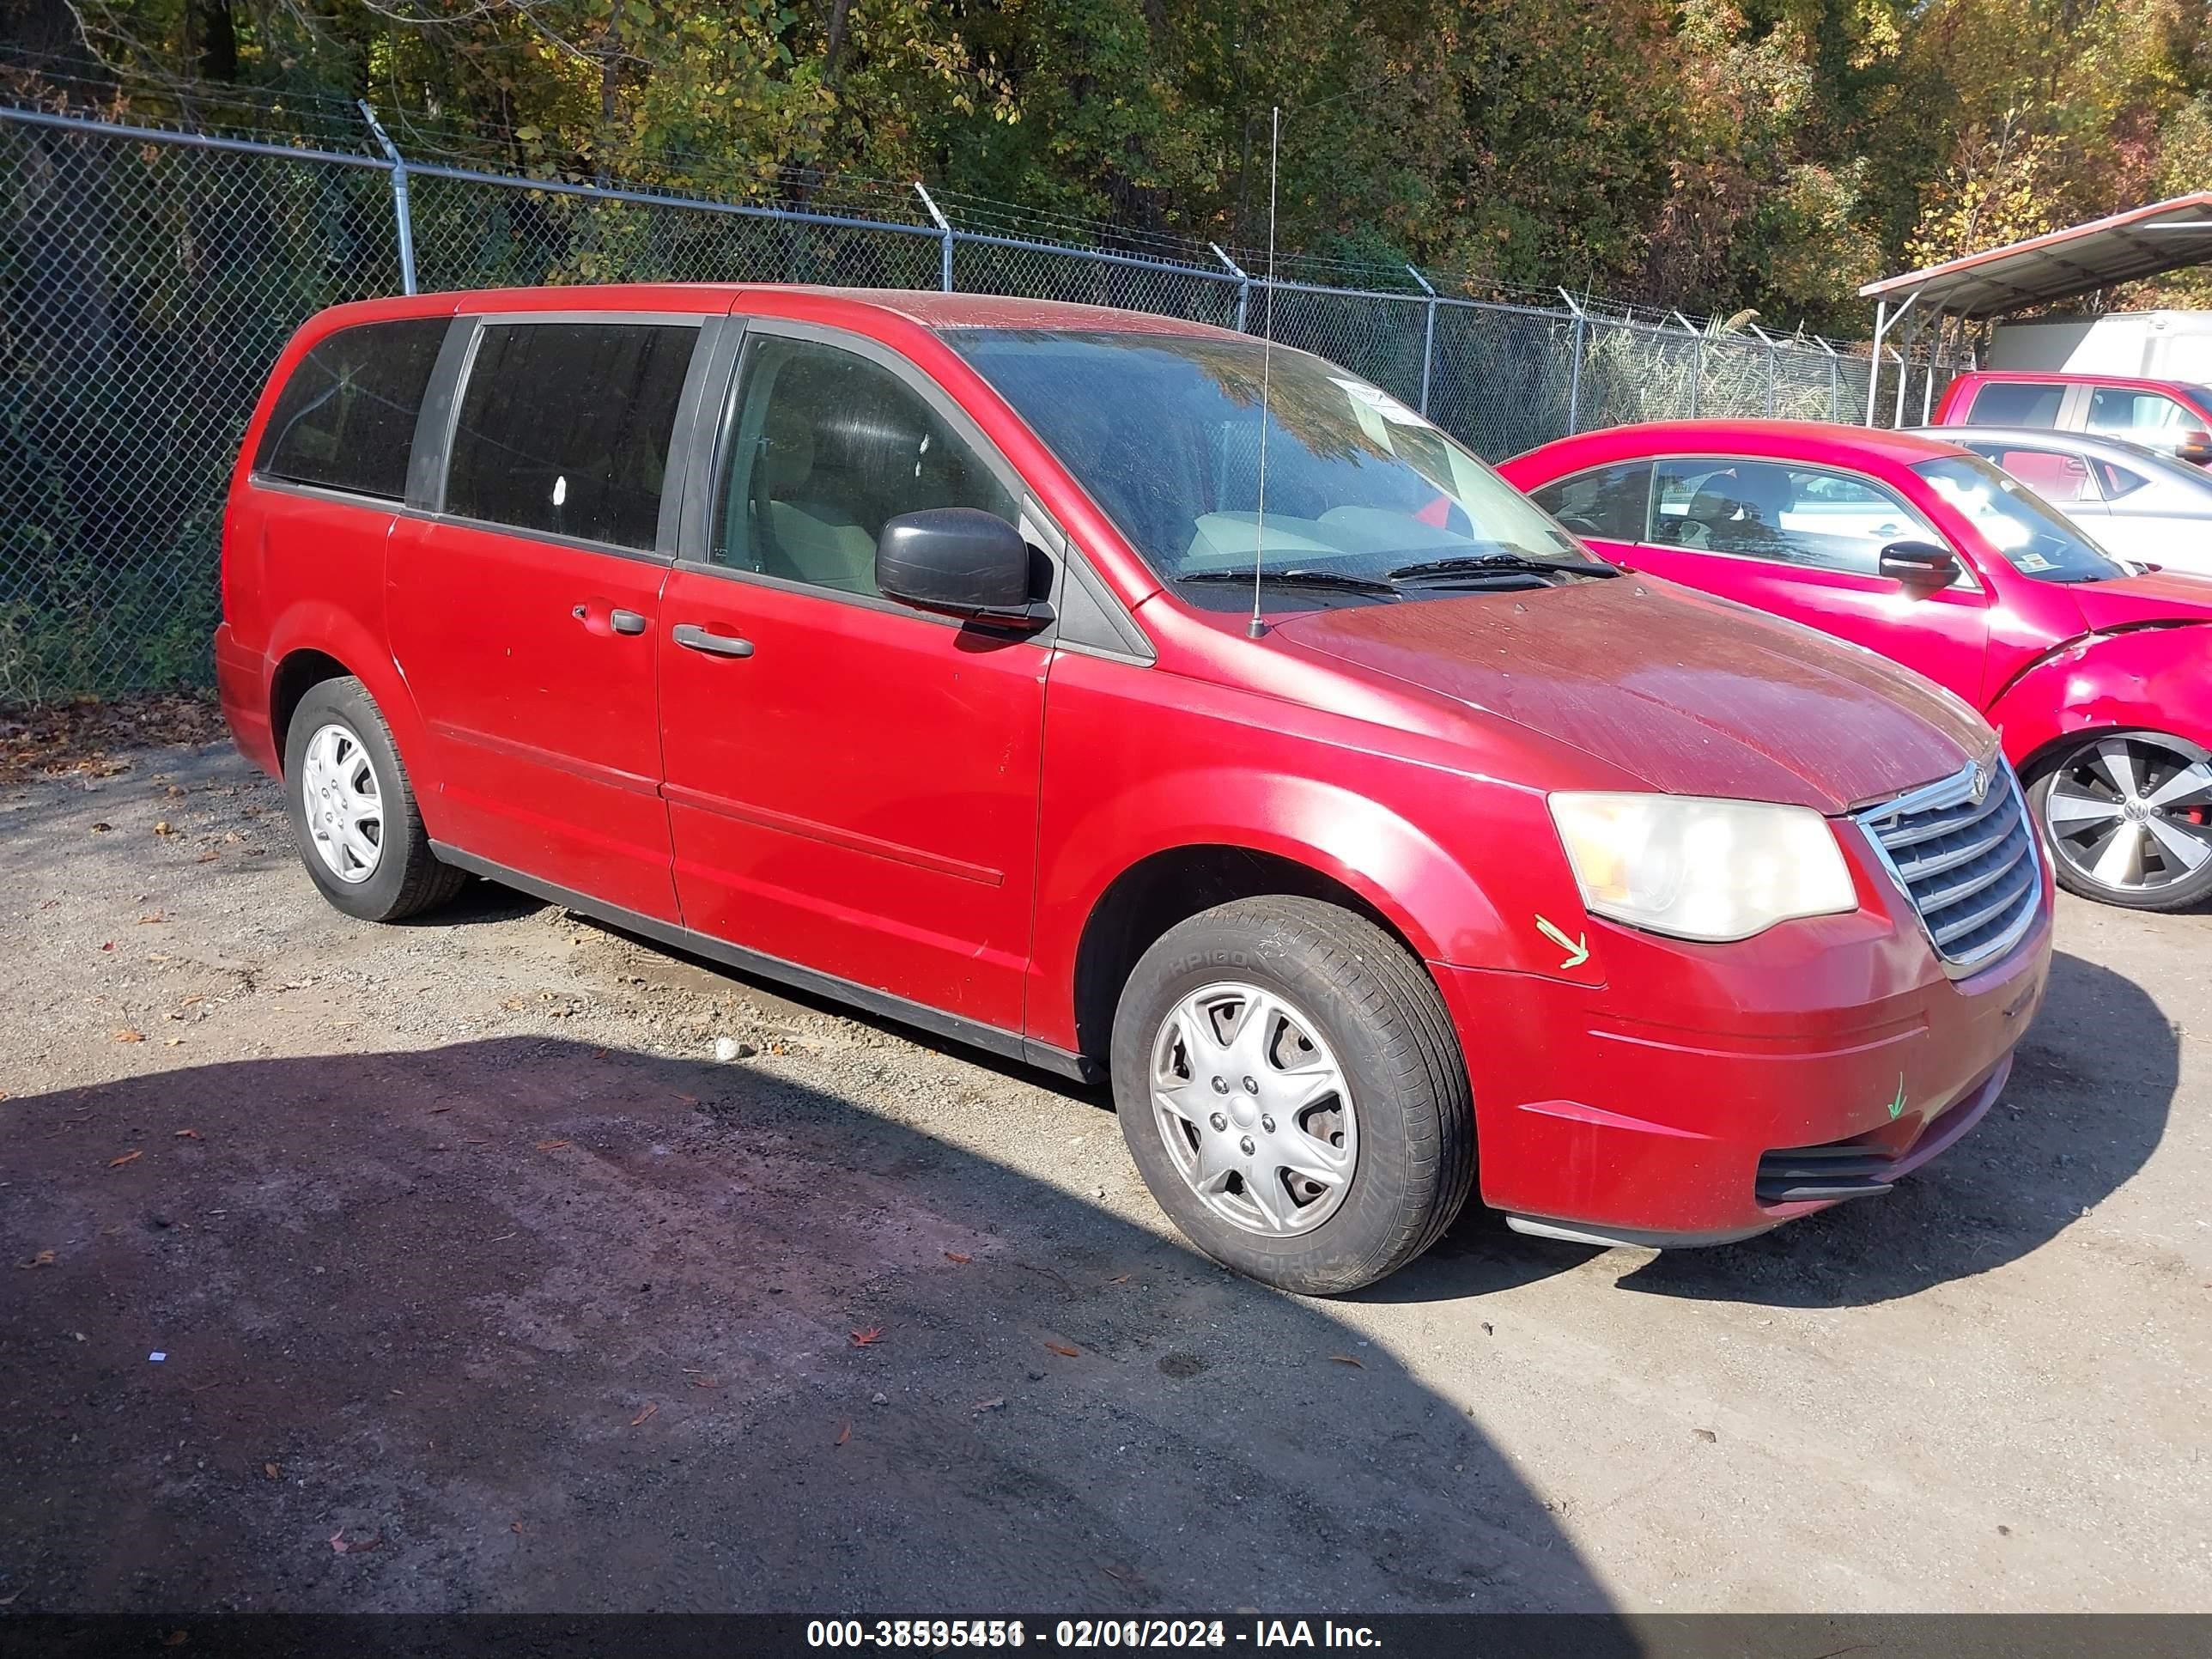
217,285,2052,1291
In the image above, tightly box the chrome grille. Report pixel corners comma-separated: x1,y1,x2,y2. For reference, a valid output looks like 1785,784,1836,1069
1856,754,2042,975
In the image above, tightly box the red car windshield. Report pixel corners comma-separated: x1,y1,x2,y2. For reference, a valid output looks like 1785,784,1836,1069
1914,453,2128,584
948,328,1593,609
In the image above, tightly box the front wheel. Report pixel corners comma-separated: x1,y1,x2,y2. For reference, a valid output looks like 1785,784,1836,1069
2029,728,2212,910
1109,896,1474,1294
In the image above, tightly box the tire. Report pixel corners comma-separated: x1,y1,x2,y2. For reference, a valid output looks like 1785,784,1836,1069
282,676,466,923
1109,896,1474,1294
2027,728,2212,912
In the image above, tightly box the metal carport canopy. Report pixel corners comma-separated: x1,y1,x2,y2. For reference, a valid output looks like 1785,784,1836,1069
1859,191,2212,319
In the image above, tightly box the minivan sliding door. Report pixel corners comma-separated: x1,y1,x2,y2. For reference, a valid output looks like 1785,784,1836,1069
387,313,714,923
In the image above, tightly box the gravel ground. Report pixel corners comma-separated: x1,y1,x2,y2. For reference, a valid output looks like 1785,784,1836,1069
0,732,2205,1613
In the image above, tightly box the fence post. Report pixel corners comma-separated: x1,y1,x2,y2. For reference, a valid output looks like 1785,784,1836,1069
357,101,416,296
1671,311,1702,419
1559,288,1587,435
1406,264,1438,416
913,182,953,291
1748,321,1778,417
1211,244,1250,333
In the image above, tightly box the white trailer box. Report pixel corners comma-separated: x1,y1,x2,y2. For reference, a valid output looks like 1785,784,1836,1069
1988,312,2212,380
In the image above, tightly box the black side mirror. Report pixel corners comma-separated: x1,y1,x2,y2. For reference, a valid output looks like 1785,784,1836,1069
877,507,1037,621
1878,539,1961,588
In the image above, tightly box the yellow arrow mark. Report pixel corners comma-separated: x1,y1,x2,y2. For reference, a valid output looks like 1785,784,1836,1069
1534,915,1590,969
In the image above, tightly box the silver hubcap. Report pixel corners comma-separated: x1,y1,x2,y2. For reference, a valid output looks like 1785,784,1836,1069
2045,734,2212,894
1150,981,1358,1237
300,721,383,884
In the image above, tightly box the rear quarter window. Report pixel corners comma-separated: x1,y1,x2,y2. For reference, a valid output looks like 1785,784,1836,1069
254,318,449,500
1527,461,1651,541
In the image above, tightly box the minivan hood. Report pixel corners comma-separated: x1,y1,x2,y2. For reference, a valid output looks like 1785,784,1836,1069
1272,579,1989,813
2068,570,2212,631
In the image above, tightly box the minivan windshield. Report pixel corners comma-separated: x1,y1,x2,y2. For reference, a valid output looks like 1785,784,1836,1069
1913,453,2128,583
947,329,1601,609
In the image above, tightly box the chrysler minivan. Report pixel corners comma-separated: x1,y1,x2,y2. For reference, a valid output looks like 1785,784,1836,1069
216,285,2052,1291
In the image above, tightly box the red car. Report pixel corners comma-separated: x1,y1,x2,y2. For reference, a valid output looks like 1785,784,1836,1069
1503,420,2212,910
217,288,2050,1290
1933,370,2212,466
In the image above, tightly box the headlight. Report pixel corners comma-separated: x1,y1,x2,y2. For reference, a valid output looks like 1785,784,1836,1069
1547,793,1856,942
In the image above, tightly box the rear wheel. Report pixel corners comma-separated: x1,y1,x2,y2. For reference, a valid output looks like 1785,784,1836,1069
283,677,465,922
2029,729,2212,910
1109,896,1474,1294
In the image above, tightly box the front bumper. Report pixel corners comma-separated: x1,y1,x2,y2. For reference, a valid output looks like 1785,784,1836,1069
1432,856,2054,1245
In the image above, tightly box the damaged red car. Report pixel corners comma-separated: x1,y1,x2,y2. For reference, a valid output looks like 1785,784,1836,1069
216,289,2051,1290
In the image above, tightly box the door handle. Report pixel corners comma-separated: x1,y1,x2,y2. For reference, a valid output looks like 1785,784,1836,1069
672,623,754,659
610,608,648,635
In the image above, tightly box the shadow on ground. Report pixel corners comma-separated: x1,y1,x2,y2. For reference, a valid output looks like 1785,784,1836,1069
0,1038,1630,1621
1377,949,2176,1310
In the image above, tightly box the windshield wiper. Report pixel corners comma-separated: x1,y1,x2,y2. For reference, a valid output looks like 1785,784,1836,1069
1177,568,1401,595
1386,553,1619,582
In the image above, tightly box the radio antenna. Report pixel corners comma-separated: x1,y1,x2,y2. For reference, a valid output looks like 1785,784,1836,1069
1246,104,1280,641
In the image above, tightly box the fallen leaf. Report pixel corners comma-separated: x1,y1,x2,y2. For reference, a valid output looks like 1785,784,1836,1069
1105,1273,1131,1285
173,1128,200,1139
674,1094,699,1105
90,821,112,834
329,1529,349,1553
1328,1353,1364,1369
1692,1427,1718,1443
113,1030,145,1043
349,1535,383,1553
849,1327,883,1346
690,1376,722,1389
1043,1341,1080,1358
107,1150,142,1169
537,1139,569,1152
164,1036,184,1047
510,1522,524,1534
264,1462,280,1480
153,821,174,836
195,851,217,864
18,1250,55,1269
161,1631,187,1647
137,912,165,924
100,940,115,951
971,1396,1006,1413
835,1423,851,1446
427,1106,450,1115
943,1251,972,1264
630,1402,659,1427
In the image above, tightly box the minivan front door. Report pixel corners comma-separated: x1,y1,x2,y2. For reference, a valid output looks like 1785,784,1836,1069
388,315,708,922
656,324,1051,1035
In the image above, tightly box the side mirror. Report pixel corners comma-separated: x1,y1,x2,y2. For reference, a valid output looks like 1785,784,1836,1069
1878,539,1961,589
877,507,1037,621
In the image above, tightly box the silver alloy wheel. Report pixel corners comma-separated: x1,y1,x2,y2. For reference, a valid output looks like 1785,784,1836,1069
1149,981,1358,1237
2043,732,2212,895
299,720,384,884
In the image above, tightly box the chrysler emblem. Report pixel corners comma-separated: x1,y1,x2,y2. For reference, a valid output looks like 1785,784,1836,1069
1970,757,1993,805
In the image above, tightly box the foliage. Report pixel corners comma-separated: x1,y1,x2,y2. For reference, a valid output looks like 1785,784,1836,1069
9,0,2210,329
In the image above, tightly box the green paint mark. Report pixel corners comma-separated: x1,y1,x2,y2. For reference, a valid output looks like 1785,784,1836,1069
1534,915,1590,970
1886,1074,1908,1121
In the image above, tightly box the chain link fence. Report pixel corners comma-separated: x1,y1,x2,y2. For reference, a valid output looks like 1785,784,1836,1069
0,103,1963,701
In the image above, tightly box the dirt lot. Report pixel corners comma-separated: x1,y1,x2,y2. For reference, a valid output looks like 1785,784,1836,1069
1,722,2205,1614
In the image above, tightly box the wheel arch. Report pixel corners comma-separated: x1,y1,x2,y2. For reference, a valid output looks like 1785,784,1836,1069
1068,842,1443,1072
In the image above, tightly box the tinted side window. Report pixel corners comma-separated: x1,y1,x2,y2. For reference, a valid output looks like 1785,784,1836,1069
713,334,1018,598
1977,445,2099,503
1968,381,2064,426
1528,461,1651,541
2087,387,2191,435
1650,458,1942,578
2094,459,2150,500
444,321,698,550
255,319,447,500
